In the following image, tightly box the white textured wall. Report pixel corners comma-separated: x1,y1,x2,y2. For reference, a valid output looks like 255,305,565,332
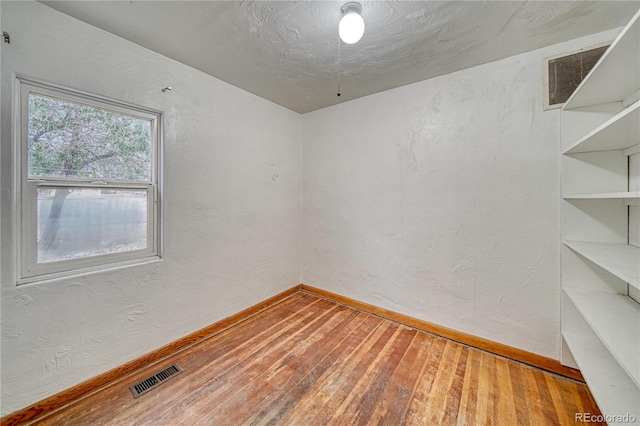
0,0,623,417
301,30,618,360
0,2,300,416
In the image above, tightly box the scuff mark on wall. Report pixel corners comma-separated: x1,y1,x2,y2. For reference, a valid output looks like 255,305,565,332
400,95,446,175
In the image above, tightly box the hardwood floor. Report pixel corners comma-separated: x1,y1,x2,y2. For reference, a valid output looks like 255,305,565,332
32,293,603,425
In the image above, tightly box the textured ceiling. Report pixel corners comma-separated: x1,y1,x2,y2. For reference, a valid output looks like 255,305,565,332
42,1,639,113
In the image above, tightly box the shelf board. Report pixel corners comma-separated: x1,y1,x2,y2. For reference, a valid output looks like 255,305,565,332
564,241,640,290
563,331,640,421
563,101,639,154
564,9,640,109
564,287,640,388
563,191,640,200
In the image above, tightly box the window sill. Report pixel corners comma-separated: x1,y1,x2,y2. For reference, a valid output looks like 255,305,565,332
16,256,163,287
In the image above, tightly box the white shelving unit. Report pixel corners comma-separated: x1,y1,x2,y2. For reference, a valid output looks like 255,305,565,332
561,9,640,423
564,241,640,290
564,9,640,110
565,287,639,387
564,101,639,154
563,331,640,420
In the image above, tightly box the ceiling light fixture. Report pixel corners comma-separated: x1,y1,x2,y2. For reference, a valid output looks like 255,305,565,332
339,2,365,44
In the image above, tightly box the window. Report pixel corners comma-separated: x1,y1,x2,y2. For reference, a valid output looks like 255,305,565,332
15,77,162,283
544,44,609,109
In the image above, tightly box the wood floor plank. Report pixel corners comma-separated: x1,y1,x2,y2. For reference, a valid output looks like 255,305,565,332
350,327,416,426
494,356,516,426
544,371,606,426
325,325,411,425
574,381,607,426
546,372,576,426
403,334,448,424
202,306,365,424
521,361,547,426
366,331,423,424
30,293,604,426
439,343,468,425
274,318,395,425
533,367,562,426
507,362,531,426
476,350,497,425
248,312,385,425
456,346,481,426
155,303,345,424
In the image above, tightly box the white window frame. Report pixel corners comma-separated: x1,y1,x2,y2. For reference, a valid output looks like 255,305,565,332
14,76,163,285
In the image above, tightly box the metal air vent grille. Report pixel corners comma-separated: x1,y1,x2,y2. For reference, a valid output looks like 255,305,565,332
129,364,182,398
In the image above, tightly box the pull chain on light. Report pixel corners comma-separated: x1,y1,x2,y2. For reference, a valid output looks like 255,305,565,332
337,2,364,97
337,33,341,96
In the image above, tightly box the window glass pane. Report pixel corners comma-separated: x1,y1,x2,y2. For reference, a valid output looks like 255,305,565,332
28,93,152,181
37,188,148,263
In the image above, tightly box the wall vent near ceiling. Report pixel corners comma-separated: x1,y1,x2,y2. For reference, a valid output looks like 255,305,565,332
129,364,182,398
544,43,609,110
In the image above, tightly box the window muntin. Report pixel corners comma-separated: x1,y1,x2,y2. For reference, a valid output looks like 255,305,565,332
16,77,161,283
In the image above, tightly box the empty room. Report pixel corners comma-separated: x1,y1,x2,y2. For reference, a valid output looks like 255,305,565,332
1,1,639,424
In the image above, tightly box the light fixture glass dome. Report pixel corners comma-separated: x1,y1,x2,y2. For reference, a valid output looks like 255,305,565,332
339,2,365,44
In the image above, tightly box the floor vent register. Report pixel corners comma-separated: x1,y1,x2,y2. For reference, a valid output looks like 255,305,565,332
129,364,182,398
